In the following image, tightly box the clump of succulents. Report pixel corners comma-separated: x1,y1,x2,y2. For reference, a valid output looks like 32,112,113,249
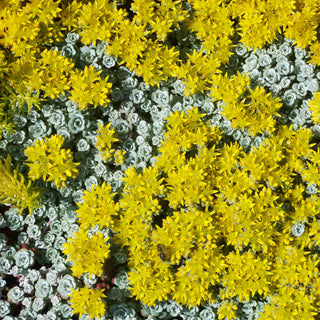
233,35,318,133
0,203,80,319
2,21,320,320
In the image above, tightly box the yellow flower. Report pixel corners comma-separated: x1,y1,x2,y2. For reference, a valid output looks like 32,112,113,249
309,41,320,66
284,6,318,49
221,250,272,301
95,122,118,161
217,300,238,320
114,149,126,165
62,227,110,278
69,286,106,320
128,262,175,306
76,182,118,230
308,92,320,123
24,134,79,189
39,49,74,99
221,85,282,136
69,65,112,110
0,155,40,214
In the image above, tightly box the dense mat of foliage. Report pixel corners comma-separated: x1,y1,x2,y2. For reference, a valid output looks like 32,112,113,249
1,0,320,319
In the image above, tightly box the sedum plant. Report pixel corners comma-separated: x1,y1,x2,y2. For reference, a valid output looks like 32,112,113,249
0,155,40,214
24,134,79,189
74,182,118,231
210,72,283,136
68,65,113,110
64,107,320,319
68,285,107,320
1,1,320,320
309,91,320,123
13,248,35,269
95,122,121,163
62,227,110,278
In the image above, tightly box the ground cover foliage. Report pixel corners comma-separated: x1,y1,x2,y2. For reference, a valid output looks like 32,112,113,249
1,0,320,319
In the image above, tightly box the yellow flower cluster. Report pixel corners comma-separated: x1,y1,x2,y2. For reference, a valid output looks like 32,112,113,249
62,0,127,47
9,49,74,112
217,300,238,320
2,1,320,319
76,183,118,231
1,0,320,138
309,91,320,123
60,0,320,96
0,0,115,136
113,149,126,166
95,122,120,162
0,0,63,57
95,122,128,167
7,48,112,112
61,107,320,319
24,134,79,189
229,0,296,49
63,182,117,318
69,65,113,110
187,0,234,63
67,108,320,318
62,227,110,278
69,286,106,320
0,0,67,118
0,155,40,214
210,72,282,136
283,0,319,49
